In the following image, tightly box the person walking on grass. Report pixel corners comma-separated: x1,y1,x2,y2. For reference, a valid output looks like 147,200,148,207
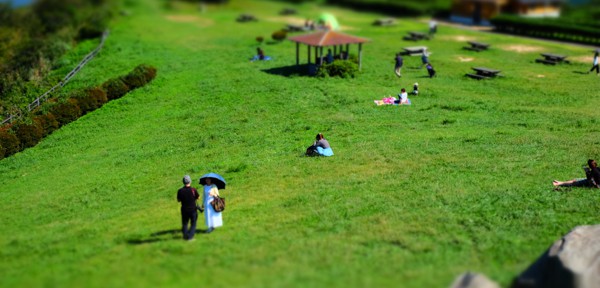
177,175,199,241
201,177,223,233
589,51,599,76
395,53,403,77
420,49,429,69
553,159,600,189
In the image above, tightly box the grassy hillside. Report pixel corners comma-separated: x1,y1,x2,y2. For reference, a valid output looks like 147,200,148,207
1,0,599,287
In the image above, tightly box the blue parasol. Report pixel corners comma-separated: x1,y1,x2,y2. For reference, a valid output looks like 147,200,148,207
199,173,226,189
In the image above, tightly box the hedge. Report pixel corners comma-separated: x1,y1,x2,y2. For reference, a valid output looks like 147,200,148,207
491,15,600,45
0,64,157,159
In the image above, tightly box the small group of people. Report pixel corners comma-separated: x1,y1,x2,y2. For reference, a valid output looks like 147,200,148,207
553,159,600,189
394,49,436,78
305,133,334,157
177,175,223,241
374,84,417,106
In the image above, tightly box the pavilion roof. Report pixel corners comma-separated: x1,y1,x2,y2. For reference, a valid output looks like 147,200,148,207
289,30,369,47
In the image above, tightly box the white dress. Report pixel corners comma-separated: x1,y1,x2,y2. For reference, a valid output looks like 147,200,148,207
203,184,223,228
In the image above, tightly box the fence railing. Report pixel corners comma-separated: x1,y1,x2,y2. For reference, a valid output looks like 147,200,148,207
1,29,109,126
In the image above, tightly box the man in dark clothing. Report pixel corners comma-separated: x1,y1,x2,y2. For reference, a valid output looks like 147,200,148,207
394,53,403,77
553,159,600,189
177,175,199,241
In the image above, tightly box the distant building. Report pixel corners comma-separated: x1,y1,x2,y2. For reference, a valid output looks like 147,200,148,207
451,0,564,25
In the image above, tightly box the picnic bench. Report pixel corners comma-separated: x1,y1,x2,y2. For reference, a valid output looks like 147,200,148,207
466,67,501,80
285,24,307,32
536,53,569,65
236,14,257,22
279,8,297,15
373,18,396,26
463,41,490,52
400,46,428,56
403,31,429,41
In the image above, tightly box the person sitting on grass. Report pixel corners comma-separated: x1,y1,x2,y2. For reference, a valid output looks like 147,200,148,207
305,133,334,157
553,159,600,189
394,88,411,105
251,47,271,62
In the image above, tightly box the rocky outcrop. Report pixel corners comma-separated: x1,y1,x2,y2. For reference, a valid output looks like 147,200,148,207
450,272,500,288
512,225,600,288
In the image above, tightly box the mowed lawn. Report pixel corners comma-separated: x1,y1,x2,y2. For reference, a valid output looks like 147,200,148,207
1,0,600,287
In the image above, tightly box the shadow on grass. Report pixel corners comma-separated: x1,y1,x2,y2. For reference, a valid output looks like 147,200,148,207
572,71,589,74
262,64,315,77
126,229,181,245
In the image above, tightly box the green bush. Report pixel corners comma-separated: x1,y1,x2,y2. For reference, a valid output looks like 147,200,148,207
272,30,287,41
0,129,20,158
48,99,82,126
102,77,130,100
316,60,358,78
13,122,43,149
33,113,59,136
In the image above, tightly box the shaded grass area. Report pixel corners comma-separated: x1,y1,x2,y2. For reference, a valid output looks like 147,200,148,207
0,0,599,287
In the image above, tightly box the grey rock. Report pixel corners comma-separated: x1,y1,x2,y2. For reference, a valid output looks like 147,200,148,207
450,272,500,288
513,225,600,288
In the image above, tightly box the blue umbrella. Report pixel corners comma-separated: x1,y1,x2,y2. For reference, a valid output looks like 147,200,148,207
199,173,226,189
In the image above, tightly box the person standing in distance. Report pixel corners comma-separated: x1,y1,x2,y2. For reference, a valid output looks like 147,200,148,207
177,175,199,241
395,53,403,77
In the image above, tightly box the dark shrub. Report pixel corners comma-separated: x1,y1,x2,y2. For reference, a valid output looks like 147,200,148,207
272,30,287,41
33,113,59,136
102,77,129,100
256,36,264,43
49,99,82,126
316,60,358,78
139,64,157,83
77,25,104,41
122,64,156,90
0,130,20,158
86,86,108,108
14,122,43,149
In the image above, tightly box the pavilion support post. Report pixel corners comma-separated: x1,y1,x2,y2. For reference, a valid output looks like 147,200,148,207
314,46,318,64
295,42,300,66
345,44,349,54
358,43,363,71
320,46,324,64
334,45,337,56
308,45,311,64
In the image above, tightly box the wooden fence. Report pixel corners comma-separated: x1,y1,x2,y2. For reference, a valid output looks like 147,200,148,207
1,30,110,126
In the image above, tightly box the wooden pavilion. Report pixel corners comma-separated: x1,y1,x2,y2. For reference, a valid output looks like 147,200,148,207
288,30,369,71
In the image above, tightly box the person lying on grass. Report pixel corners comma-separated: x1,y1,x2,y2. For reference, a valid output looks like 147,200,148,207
553,159,600,189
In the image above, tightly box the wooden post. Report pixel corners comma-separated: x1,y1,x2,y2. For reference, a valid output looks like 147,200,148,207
296,42,300,66
333,45,337,56
320,46,324,64
345,44,349,54
314,46,318,64
358,43,363,71
308,45,311,64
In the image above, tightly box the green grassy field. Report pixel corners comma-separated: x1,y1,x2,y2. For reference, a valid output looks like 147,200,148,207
1,0,599,287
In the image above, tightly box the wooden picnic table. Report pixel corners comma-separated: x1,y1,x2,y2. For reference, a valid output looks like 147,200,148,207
536,53,569,65
401,46,428,56
466,67,501,79
373,18,396,26
464,41,490,52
